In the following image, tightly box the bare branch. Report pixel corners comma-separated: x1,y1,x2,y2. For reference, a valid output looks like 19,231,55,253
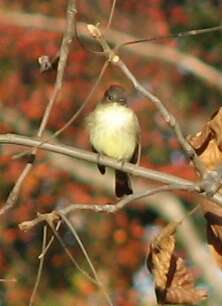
17,188,222,300
62,183,196,215
0,163,32,215
105,0,117,31
1,0,77,215
1,10,222,91
38,221,61,259
26,213,98,285
116,24,222,50
44,219,102,287
37,0,77,137
0,133,194,187
59,214,113,306
18,184,196,232
4,132,222,204
29,226,47,306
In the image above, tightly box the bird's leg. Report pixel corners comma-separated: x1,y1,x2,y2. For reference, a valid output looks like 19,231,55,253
97,152,102,164
97,152,106,175
119,159,126,171
91,146,106,174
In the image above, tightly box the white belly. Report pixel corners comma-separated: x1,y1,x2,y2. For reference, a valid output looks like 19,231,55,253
87,103,139,161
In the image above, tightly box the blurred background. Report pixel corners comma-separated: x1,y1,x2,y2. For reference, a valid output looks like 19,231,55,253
0,0,222,305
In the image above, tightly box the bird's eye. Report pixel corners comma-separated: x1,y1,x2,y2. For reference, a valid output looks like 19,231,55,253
108,95,113,101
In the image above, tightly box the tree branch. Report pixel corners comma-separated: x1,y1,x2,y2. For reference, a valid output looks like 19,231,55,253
0,133,194,186
18,184,196,232
0,0,77,215
1,9,222,91
29,226,47,306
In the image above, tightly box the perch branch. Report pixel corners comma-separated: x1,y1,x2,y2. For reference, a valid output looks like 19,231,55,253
0,133,194,186
2,133,222,205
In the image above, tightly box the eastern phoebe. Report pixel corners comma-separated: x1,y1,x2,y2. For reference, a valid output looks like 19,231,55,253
86,84,140,197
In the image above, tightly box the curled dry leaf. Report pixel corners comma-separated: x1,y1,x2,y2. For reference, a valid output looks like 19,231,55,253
201,200,222,269
147,223,208,305
188,107,222,268
188,108,222,170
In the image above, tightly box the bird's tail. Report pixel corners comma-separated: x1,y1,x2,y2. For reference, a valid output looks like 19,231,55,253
115,170,133,197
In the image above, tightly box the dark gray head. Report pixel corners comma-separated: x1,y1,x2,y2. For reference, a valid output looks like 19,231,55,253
104,84,127,104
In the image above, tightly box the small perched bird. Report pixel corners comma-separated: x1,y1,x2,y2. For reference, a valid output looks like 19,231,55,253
86,84,140,197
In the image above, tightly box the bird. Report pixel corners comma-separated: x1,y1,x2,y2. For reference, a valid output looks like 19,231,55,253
86,84,141,197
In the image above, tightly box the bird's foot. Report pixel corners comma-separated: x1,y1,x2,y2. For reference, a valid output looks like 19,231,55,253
97,153,105,175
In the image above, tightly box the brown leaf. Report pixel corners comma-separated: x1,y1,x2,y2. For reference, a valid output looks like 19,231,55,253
202,200,222,269
165,287,208,305
188,108,222,268
188,107,222,170
147,223,208,305
187,124,212,156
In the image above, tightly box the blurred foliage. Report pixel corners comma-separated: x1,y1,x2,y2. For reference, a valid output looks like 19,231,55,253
0,0,221,305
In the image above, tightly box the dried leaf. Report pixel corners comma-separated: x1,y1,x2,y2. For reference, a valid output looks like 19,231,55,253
147,223,208,305
188,108,222,268
201,200,222,268
188,108,222,170
187,124,212,156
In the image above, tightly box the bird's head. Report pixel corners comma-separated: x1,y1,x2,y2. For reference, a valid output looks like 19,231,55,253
104,84,127,104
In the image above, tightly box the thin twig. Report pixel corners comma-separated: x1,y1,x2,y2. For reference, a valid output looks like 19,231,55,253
45,218,98,285
29,225,47,306
2,9,222,91
18,183,197,232
62,183,196,214
1,0,77,215
38,220,61,259
59,213,113,306
105,0,117,31
0,164,32,215
39,0,77,137
115,24,222,50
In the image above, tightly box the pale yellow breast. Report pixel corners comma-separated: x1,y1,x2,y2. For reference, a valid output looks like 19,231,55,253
86,103,139,161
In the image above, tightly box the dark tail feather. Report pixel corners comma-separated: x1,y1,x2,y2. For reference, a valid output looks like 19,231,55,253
115,170,133,197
